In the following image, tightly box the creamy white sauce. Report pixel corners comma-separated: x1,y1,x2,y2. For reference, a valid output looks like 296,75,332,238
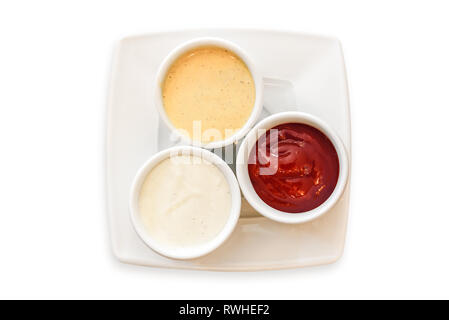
138,155,231,248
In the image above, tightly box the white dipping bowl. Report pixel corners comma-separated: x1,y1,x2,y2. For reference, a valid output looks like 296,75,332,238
129,146,241,260
236,111,349,224
154,37,263,149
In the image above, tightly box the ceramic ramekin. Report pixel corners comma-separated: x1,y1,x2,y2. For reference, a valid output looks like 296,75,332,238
236,111,349,224
154,37,264,149
129,146,241,260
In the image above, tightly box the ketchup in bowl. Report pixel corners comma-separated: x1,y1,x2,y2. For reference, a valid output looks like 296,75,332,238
248,123,339,213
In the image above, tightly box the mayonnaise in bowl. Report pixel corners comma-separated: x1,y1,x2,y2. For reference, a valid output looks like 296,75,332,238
129,146,241,260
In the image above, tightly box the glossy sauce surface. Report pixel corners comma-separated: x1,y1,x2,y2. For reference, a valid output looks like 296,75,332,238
248,123,339,213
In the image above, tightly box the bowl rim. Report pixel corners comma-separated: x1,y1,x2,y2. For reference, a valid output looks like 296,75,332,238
236,111,349,224
129,146,241,259
154,36,264,149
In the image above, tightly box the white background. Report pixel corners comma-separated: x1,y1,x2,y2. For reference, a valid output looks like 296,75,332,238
1,0,448,300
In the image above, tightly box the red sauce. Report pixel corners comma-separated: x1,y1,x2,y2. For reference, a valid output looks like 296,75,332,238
248,123,339,213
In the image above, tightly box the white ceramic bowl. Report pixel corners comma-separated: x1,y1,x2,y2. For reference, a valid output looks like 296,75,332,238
236,111,349,224
154,37,263,149
129,146,241,259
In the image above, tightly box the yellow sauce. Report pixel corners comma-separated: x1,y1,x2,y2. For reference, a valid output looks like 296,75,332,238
162,46,255,143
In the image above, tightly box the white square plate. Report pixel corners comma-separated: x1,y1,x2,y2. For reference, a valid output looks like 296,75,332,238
106,29,351,271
